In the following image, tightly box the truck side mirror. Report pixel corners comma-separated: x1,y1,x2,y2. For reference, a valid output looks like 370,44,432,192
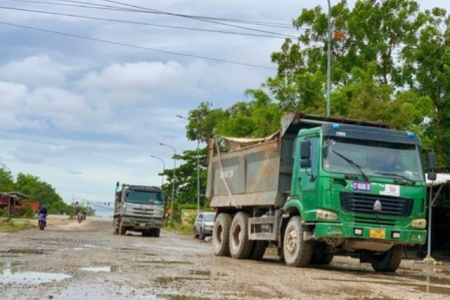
300,140,311,168
427,151,437,181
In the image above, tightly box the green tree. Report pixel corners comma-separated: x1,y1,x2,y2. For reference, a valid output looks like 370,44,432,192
15,173,71,214
0,165,15,192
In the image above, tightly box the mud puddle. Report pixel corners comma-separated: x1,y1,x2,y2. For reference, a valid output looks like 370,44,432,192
0,248,45,255
0,261,71,284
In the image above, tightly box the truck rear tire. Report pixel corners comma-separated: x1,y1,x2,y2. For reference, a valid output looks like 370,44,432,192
283,216,313,268
371,245,403,272
119,222,127,235
213,213,232,257
249,241,268,261
229,212,254,259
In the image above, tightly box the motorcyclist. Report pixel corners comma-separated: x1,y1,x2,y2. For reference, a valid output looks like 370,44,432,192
38,205,48,217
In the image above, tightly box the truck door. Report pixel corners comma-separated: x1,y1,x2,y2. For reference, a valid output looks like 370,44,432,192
298,136,319,203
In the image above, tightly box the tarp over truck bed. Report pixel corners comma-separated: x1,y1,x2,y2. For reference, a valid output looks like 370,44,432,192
206,112,388,209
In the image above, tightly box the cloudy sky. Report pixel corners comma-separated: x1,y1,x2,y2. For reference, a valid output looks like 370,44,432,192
0,0,448,215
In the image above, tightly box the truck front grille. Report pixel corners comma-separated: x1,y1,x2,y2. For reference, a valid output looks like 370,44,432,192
340,192,413,217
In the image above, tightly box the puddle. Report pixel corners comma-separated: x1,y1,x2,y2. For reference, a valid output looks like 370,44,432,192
0,262,71,284
79,267,112,272
139,260,193,265
0,248,45,255
414,284,450,295
156,276,207,285
188,270,211,276
155,295,211,300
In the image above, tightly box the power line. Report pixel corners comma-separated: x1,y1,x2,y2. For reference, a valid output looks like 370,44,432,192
0,6,288,39
7,0,295,28
99,0,297,38
0,21,277,70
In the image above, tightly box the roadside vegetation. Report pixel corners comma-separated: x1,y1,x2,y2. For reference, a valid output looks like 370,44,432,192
0,218,34,231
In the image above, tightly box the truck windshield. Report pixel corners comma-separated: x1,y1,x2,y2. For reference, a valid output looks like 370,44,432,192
203,213,215,222
125,190,163,205
323,137,424,181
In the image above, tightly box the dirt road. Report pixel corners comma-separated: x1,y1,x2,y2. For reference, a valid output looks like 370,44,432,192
1,216,450,300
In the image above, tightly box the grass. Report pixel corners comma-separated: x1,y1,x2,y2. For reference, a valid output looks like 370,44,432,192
0,218,35,232
163,220,194,236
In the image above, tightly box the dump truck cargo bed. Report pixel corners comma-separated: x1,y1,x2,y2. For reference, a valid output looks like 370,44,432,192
207,112,388,209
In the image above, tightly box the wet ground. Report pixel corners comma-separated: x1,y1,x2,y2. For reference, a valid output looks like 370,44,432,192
0,216,450,300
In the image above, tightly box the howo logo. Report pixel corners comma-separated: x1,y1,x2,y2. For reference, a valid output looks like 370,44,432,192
373,200,382,212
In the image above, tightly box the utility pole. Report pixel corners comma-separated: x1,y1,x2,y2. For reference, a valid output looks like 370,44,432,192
326,0,332,117
151,155,166,187
159,143,177,219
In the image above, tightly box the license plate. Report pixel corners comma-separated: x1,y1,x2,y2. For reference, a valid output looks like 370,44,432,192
370,229,385,239
139,223,146,227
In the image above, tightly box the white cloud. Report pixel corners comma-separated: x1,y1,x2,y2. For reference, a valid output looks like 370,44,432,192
0,54,67,87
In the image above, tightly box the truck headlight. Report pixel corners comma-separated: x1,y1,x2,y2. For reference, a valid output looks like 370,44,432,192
316,209,338,221
411,218,427,229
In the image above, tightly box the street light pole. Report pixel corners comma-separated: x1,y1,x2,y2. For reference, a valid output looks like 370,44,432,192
150,155,166,187
159,143,177,218
326,0,332,117
176,114,201,213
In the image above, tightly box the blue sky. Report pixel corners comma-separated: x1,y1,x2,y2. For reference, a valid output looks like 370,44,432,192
0,0,448,216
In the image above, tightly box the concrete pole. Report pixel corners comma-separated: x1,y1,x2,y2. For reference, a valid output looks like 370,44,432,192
326,0,332,117
196,139,200,213
151,155,166,187
159,143,177,219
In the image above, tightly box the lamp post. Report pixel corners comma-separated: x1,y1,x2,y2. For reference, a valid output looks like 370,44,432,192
326,0,332,117
150,155,166,187
159,143,177,218
176,115,201,213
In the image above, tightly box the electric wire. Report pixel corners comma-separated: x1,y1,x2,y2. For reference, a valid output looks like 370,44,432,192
98,0,297,38
0,21,277,70
0,5,289,39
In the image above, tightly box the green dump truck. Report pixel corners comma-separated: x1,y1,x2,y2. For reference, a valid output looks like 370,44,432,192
113,182,165,237
206,112,436,272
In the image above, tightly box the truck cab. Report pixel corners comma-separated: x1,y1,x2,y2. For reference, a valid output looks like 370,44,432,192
113,182,165,237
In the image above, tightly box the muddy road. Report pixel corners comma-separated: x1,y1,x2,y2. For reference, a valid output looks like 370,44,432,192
1,216,450,300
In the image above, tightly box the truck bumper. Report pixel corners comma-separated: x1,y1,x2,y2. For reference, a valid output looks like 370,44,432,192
121,217,163,229
313,222,427,245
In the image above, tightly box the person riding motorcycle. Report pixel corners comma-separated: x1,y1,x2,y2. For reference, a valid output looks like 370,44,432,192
38,205,48,217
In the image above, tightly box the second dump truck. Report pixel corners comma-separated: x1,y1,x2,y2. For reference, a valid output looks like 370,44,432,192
206,112,436,272
113,182,165,237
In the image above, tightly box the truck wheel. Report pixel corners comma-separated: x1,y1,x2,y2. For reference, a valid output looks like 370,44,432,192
113,219,119,234
371,245,403,272
154,228,160,238
283,216,313,268
119,221,127,235
213,213,232,257
199,228,205,240
249,241,268,261
310,242,334,265
229,212,254,259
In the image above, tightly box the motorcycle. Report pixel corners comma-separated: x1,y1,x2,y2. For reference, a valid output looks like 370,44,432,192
77,212,85,223
38,213,47,230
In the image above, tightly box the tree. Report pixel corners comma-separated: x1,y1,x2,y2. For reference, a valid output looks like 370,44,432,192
15,173,71,214
0,165,15,192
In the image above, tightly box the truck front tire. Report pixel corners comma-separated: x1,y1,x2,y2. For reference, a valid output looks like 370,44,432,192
371,245,403,272
283,216,313,268
119,221,127,235
229,212,254,259
213,213,232,257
